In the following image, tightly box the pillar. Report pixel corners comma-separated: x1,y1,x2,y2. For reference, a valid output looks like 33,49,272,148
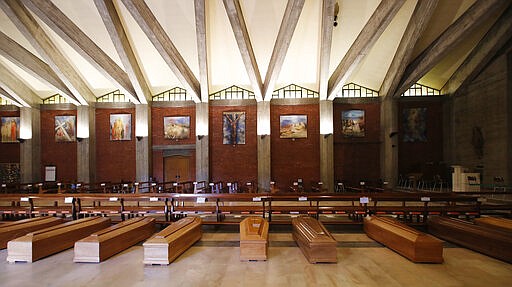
77,105,95,183
319,100,334,192
380,96,399,189
19,106,40,183
257,101,271,192
196,102,209,182
135,104,150,182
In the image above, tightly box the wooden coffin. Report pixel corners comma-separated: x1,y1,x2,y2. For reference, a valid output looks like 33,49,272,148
292,216,337,263
364,216,443,263
74,217,156,263
428,216,512,263
7,217,111,263
143,216,202,265
0,217,63,249
474,217,512,233
240,217,269,261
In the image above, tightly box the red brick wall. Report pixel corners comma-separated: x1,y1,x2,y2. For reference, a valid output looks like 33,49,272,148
151,106,196,182
40,109,77,182
399,100,444,178
95,108,136,182
209,105,257,184
271,104,320,190
0,110,20,164
334,103,381,186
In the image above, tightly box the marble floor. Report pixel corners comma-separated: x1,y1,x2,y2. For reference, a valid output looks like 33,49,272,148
0,224,511,287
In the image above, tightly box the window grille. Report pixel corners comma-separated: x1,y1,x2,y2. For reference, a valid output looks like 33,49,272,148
271,84,318,99
401,83,440,97
152,87,190,101
339,83,379,98
43,94,69,104
0,97,13,105
96,90,129,103
209,85,255,100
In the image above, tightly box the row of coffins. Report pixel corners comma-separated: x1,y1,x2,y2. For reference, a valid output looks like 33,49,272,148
1,215,511,264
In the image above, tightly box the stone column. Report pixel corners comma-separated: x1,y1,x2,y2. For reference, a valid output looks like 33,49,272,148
380,96,399,189
19,106,40,183
77,105,95,183
319,100,334,192
135,104,150,182
196,102,209,182
257,101,271,192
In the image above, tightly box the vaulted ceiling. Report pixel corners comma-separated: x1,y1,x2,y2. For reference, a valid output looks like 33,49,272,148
0,0,510,107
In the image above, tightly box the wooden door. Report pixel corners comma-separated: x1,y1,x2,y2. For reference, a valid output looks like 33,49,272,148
164,155,191,183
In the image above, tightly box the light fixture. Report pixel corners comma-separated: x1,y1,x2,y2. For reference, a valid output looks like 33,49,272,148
136,136,143,141
260,134,269,139
333,2,339,27
323,133,332,139
197,135,204,140
17,138,25,143
77,137,84,142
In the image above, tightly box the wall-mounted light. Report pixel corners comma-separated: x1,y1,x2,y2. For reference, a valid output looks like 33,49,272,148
197,135,204,140
77,137,84,142
260,134,269,139
389,131,398,138
323,133,332,139
17,138,25,143
136,136,143,141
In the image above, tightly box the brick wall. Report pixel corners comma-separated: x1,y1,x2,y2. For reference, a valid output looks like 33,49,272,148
209,104,257,184
334,102,380,186
271,104,319,190
40,109,77,182
0,110,20,164
95,108,136,182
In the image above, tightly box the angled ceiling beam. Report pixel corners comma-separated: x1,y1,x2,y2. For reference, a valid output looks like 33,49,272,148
0,63,39,107
0,86,24,107
94,0,151,104
0,31,75,100
120,0,201,103
194,0,209,102
327,0,405,100
20,0,139,104
319,0,335,100
223,0,263,102
380,0,438,99
0,0,91,106
262,0,305,101
393,0,506,98
442,4,512,96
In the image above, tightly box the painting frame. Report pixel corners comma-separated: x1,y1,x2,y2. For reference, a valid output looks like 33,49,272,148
402,107,427,142
164,116,191,140
54,115,76,143
279,114,308,139
1,116,20,143
110,113,132,141
342,109,365,137
223,111,246,145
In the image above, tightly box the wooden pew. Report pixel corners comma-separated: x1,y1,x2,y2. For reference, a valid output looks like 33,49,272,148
428,216,512,263
364,216,443,263
292,216,337,263
1,217,63,249
239,217,268,261
74,217,156,263
474,217,512,233
6,217,111,263
143,217,202,265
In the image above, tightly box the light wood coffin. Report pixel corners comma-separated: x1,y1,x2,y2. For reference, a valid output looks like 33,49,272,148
292,216,337,263
74,217,156,263
364,216,443,263
240,217,269,261
0,217,63,249
428,216,512,263
143,216,202,265
7,217,111,263
474,217,512,233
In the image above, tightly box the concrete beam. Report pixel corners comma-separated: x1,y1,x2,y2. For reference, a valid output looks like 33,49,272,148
194,0,209,103
319,0,335,100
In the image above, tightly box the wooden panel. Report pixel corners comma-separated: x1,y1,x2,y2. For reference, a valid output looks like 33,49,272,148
164,155,191,183
6,217,111,263
292,216,337,263
0,217,63,249
74,217,156,263
239,217,268,261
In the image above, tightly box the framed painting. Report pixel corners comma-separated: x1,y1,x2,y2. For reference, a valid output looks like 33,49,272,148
164,116,190,140
223,111,245,144
342,110,365,137
110,114,132,141
1,117,20,143
280,115,307,139
402,107,427,142
55,115,76,142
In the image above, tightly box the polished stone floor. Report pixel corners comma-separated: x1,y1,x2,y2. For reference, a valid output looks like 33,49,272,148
0,224,511,287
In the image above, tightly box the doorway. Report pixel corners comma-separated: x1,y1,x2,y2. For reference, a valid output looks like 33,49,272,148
164,155,192,183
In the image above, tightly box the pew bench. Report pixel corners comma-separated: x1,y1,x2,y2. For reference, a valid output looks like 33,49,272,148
74,217,156,263
428,216,512,263
7,217,111,263
143,217,202,265
364,216,443,263
0,217,63,249
239,217,269,261
292,216,337,263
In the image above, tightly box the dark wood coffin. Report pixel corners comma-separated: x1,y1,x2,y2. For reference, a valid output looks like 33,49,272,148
74,217,156,263
428,216,512,263
0,217,63,249
6,217,111,263
292,216,337,263
364,216,443,263
474,217,512,233
240,217,268,261
143,216,202,265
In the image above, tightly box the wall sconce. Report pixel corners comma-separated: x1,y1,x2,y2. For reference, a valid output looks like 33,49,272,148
323,133,332,139
17,138,25,143
197,135,204,140
389,131,398,138
77,137,84,142
260,134,269,139
136,136,143,141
